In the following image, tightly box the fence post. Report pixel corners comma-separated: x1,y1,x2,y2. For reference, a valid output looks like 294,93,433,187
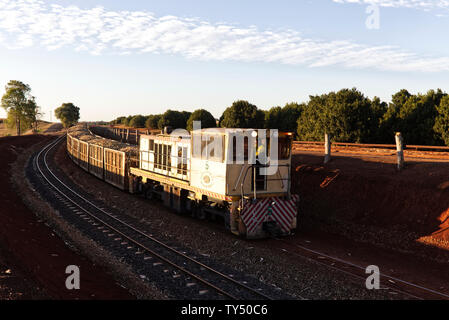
395,132,404,170
324,133,331,164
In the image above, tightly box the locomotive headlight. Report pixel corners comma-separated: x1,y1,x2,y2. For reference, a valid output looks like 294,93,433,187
251,130,258,138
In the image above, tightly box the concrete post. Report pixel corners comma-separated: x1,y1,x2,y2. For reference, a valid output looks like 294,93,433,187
395,132,404,170
324,133,331,164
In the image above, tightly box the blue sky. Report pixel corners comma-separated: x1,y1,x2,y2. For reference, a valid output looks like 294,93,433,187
0,0,449,121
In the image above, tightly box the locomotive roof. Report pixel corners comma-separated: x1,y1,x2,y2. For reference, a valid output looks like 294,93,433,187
140,132,191,143
140,128,293,142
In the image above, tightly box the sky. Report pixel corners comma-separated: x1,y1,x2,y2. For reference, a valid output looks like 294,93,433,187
0,0,449,122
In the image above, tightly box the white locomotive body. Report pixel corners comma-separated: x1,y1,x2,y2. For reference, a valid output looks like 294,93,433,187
129,128,299,239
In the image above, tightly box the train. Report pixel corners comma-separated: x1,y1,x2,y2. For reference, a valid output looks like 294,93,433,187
67,125,299,239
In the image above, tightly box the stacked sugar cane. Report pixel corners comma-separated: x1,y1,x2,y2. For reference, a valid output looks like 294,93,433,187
68,123,138,155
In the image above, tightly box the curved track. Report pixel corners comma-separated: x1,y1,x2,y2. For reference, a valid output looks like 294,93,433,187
33,135,282,300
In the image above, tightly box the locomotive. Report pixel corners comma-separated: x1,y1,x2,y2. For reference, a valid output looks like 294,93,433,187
68,125,299,239
128,127,299,239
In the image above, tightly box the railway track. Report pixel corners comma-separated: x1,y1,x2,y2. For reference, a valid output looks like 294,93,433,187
30,135,449,300
32,135,284,300
274,238,449,300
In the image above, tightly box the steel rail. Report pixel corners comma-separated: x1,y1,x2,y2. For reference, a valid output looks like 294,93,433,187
35,135,275,300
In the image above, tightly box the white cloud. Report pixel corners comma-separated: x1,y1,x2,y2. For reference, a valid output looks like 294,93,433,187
0,0,448,72
332,0,449,10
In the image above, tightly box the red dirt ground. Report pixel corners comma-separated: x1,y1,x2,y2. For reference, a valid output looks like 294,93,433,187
292,150,449,251
284,150,449,297
0,134,133,299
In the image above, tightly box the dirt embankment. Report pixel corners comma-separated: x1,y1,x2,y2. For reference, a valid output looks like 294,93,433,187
0,134,133,299
293,151,449,260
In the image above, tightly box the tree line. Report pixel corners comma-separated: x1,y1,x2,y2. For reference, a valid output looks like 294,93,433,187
112,101,302,134
297,88,449,145
113,88,449,146
4,79,449,147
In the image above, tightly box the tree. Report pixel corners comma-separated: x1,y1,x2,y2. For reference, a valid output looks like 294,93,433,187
377,89,412,143
111,116,126,125
434,96,449,145
128,115,146,128
158,110,186,129
264,106,283,130
145,114,162,129
23,99,42,132
379,89,446,145
281,102,304,133
297,88,383,143
5,111,29,133
186,109,217,131
369,97,388,141
1,80,38,135
55,103,80,128
220,100,265,128
123,115,133,127
181,111,192,127
264,102,303,133
218,114,224,127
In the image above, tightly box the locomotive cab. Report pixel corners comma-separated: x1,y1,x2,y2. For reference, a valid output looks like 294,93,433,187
189,128,293,198
189,128,298,238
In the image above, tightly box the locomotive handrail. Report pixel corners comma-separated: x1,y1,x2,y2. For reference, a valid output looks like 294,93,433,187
233,166,246,191
240,165,254,212
139,149,189,180
240,163,291,211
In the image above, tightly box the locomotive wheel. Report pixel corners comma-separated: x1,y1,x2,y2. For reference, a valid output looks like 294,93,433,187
144,186,154,200
224,210,231,230
191,203,198,218
197,207,207,220
191,203,207,220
